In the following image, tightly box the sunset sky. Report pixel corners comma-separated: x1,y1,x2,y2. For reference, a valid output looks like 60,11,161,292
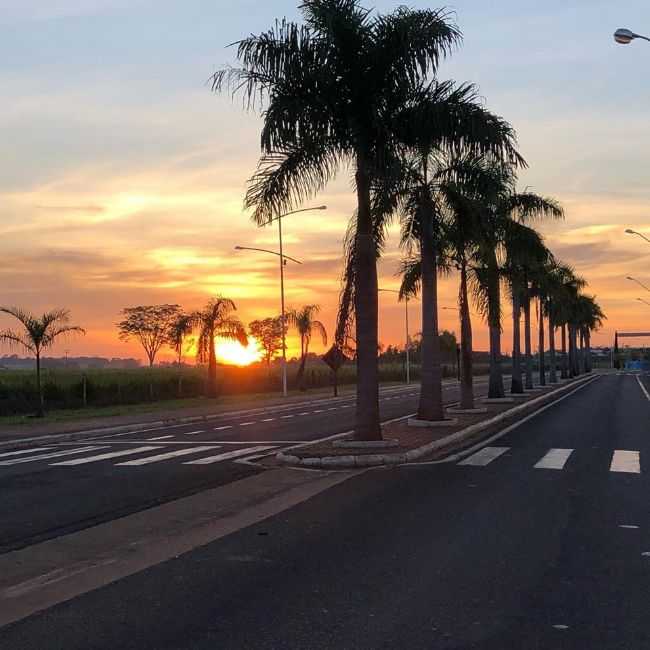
3,1,650,363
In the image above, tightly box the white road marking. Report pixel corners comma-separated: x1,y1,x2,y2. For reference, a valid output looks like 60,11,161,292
50,446,160,466
619,525,640,529
0,447,53,459
637,375,650,402
214,425,232,431
281,415,294,419
313,409,324,414
183,445,276,465
340,405,352,408
610,450,640,474
184,430,205,436
534,448,573,470
262,418,275,422
239,422,256,427
299,412,310,416
459,446,510,466
327,407,337,411
0,446,108,466
116,446,217,466
146,435,174,441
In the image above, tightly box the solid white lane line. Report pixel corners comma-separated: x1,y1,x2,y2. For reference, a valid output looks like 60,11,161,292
0,447,53,459
610,450,640,474
636,375,650,402
459,446,510,466
534,448,574,470
214,425,232,431
239,422,256,427
0,446,108,466
184,430,205,436
183,445,275,465
146,435,174,441
50,446,160,466
116,446,217,466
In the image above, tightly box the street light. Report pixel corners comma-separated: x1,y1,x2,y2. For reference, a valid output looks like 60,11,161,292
625,228,650,244
627,275,650,293
239,205,327,397
378,288,411,385
614,28,650,45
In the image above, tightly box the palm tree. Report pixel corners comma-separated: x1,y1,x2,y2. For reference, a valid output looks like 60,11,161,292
287,305,327,391
470,160,563,398
167,312,195,397
213,0,515,439
575,294,606,373
0,307,85,416
502,223,549,394
194,297,247,398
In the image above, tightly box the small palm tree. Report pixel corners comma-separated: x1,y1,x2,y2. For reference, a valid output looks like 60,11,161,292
194,297,247,398
167,312,195,397
287,305,327,391
0,307,85,416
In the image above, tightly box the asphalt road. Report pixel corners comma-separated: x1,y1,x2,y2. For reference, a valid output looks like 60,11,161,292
0,378,490,553
3,371,649,649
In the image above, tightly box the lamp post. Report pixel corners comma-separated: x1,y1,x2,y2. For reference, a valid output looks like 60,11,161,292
625,228,650,244
614,28,650,45
626,275,650,294
238,205,326,397
378,288,411,384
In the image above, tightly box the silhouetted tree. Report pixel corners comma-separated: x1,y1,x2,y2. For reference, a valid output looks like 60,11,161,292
249,317,285,369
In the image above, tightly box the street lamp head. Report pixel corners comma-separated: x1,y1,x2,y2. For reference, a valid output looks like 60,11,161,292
316,205,327,210
234,246,243,250
625,229,636,234
615,28,636,44
627,276,634,281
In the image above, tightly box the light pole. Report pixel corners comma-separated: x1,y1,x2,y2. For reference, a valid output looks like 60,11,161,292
238,205,326,397
378,288,411,384
627,275,650,293
614,28,650,45
625,228,650,244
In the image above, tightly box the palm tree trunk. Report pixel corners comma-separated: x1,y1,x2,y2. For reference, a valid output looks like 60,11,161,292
207,330,217,397
36,350,44,417
353,156,381,440
297,338,308,391
585,330,592,372
548,307,557,383
569,324,578,376
417,215,444,421
579,329,585,374
524,291,533,389
511,287,524,394
487,253,505,399
459,259,474,409
538,298,546,386
560,324,568,379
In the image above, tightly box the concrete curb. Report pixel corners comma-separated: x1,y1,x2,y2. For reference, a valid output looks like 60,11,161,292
277,375,597,469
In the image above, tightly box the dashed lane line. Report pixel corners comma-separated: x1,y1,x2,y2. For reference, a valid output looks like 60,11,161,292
146,435,174,441
0,446,108,466
459,446,510,467
534,448,574,470
239,422,256,427
183,430,205,436
214,425,232,431
0,447,54,459
610,450,640,474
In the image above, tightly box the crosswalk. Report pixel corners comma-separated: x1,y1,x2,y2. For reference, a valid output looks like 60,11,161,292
0,442,279,471
459,446,644,474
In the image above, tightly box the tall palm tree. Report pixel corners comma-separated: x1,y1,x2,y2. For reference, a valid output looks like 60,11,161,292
575,294,606,373
167,312,195,397
194,297,247,398
502,223,549,394
214,1,518,438
287,304,327,391
0,307,85,416
470,160,563,398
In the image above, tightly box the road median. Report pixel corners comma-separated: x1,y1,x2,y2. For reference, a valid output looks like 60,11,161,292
277,374,599,469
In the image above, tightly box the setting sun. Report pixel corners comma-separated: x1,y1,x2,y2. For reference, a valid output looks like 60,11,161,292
215,336,263,366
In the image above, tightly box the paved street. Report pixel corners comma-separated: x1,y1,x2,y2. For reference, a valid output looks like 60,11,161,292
0,379,489,552
2,371,650,649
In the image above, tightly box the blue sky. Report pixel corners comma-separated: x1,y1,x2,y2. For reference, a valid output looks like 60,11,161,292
2,0,650,359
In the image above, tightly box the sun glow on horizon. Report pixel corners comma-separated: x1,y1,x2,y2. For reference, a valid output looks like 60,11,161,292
215,336,263,366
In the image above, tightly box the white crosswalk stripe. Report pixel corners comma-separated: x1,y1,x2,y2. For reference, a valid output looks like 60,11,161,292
183,445,276,465
610,450,640,474
116,446,217,466
50,446,161,466
0,446,108,466
0,447,53,459
534,448,574,470
459,446,510,466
